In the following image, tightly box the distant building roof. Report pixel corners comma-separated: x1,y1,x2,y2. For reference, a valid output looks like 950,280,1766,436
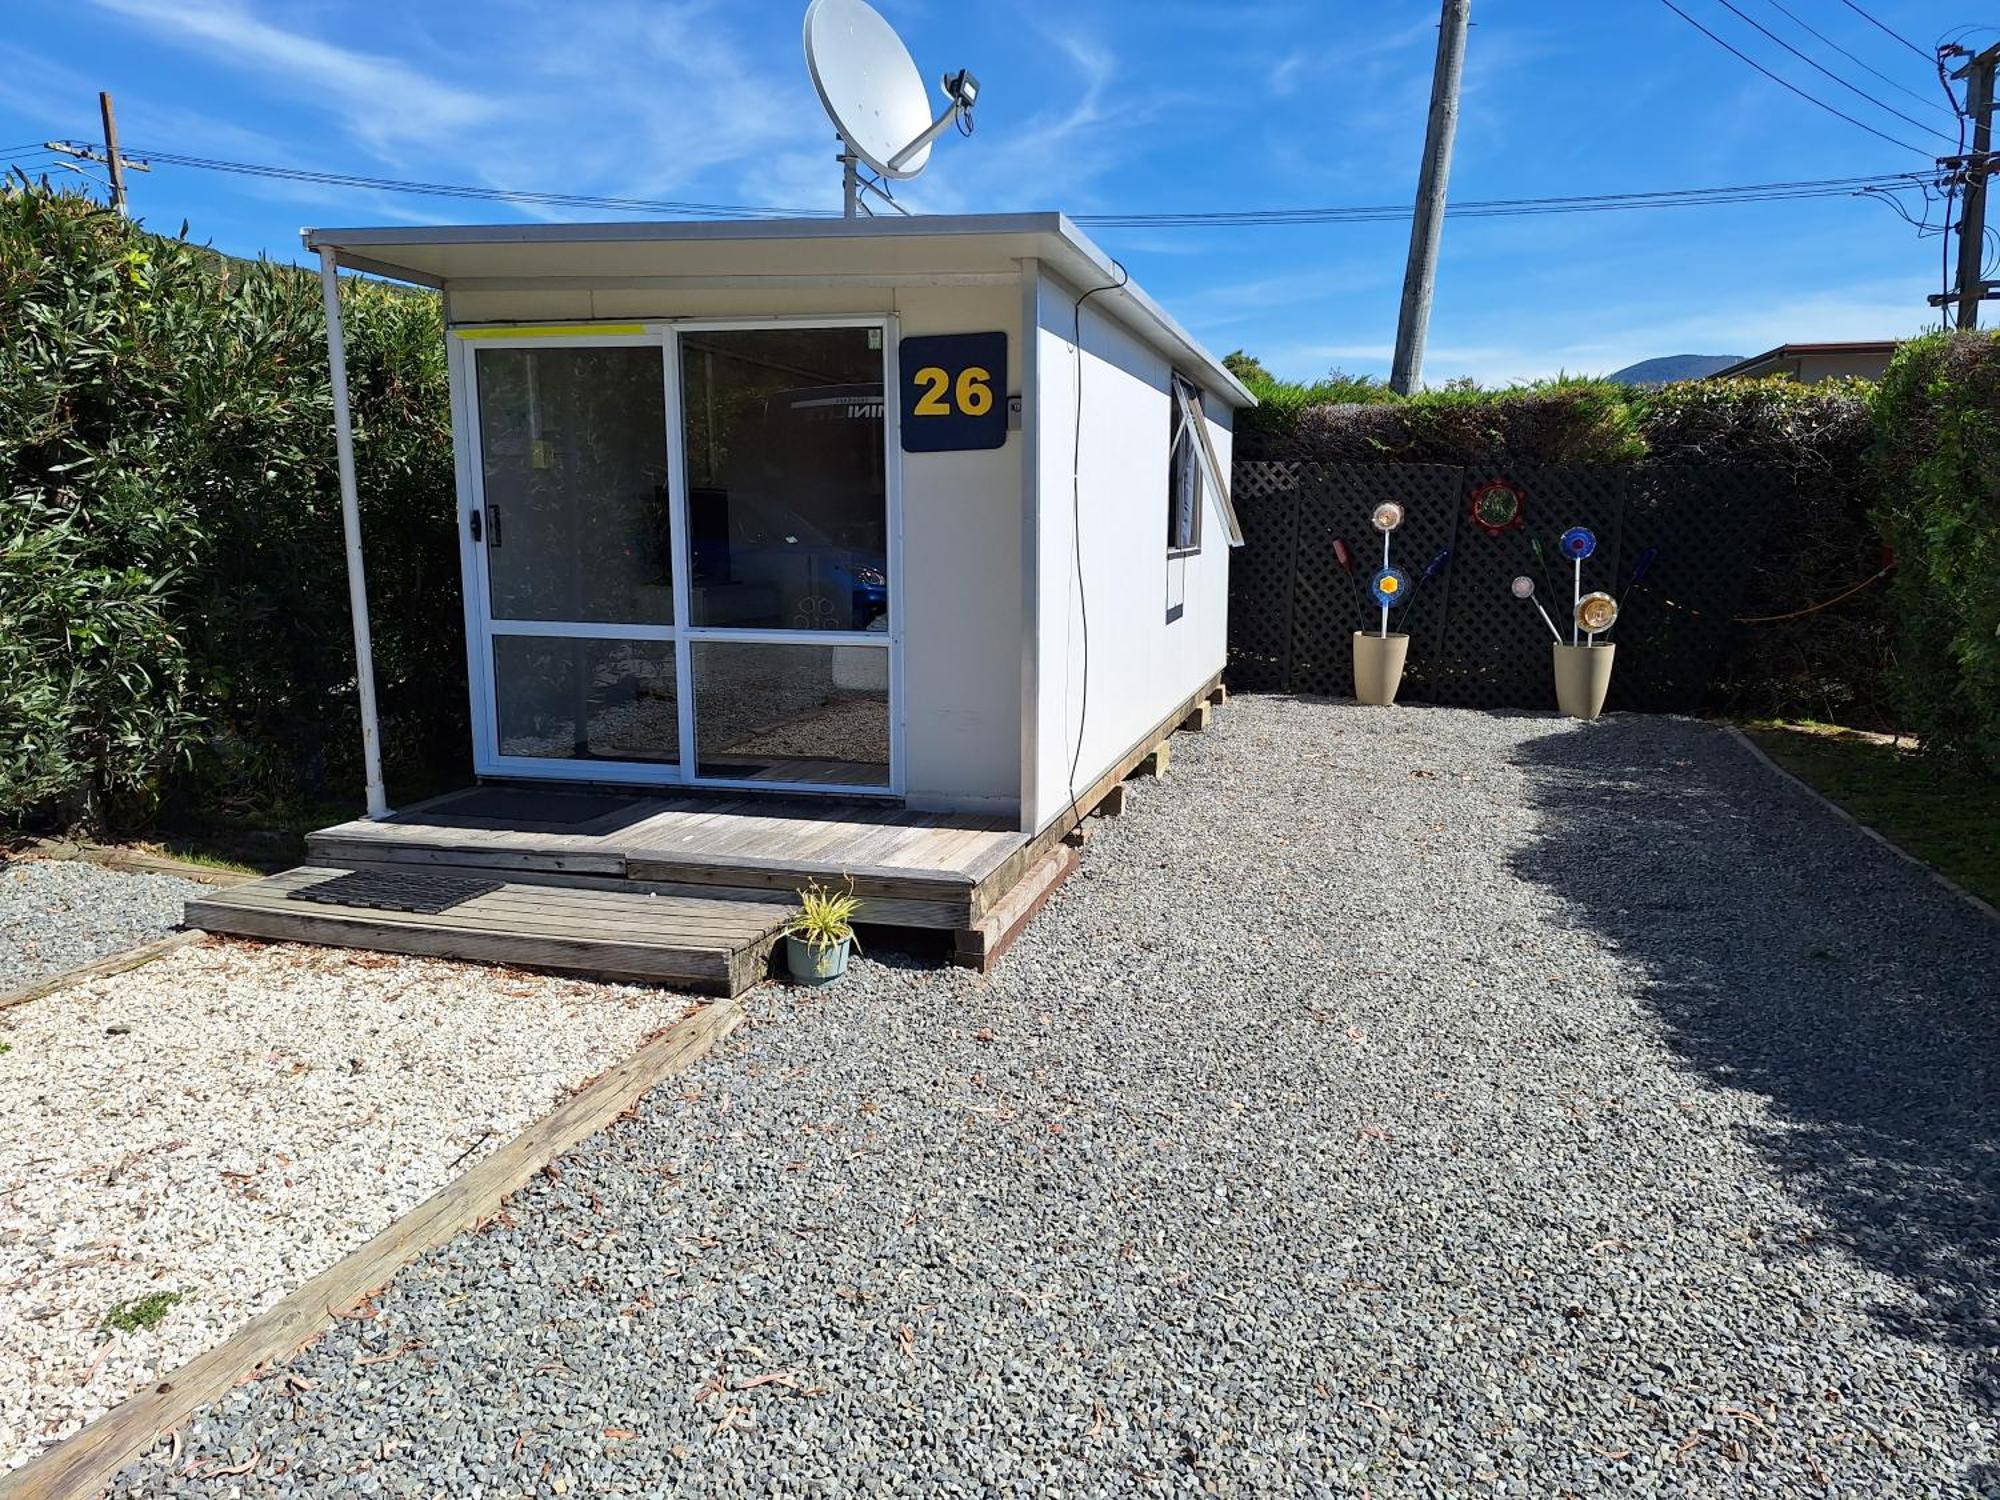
1706,341,1899,382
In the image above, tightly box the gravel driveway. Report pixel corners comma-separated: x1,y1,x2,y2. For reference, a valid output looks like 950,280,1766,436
0,858,207,993
106,698,1998,1497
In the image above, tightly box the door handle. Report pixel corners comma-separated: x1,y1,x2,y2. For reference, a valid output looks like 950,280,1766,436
468,509,482,543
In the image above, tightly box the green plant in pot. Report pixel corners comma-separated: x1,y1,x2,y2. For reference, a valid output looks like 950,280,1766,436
782,880,862,985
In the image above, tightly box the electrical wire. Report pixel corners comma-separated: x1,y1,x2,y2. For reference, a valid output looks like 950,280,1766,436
120,145,828,220
1079,172,1928,227
1658,0,1936,156
47,139,1929,231
1063,260,1129,835
1761,0,1957,115
1839,0,1938,62
1708,0,1957,142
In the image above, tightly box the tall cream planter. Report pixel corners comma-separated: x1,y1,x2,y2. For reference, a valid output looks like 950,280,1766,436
1352,632,1410,707
1552,642,1615,720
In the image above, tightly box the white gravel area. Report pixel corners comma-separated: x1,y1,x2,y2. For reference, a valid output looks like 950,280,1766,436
0,938,700,1472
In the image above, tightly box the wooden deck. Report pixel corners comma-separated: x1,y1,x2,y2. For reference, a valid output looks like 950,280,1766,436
186,867,790,994
182,672,1226,992
307,790,1029,929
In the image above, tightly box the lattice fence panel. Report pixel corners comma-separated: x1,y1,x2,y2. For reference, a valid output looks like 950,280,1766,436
1425,468,1627,709
1229,460,1778,713
1225,461,1302,692
1287,464,1462,699
1605,464,1778,713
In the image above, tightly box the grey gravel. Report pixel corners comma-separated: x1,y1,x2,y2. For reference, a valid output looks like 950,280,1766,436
0,858,207,992
105,699,1999,1497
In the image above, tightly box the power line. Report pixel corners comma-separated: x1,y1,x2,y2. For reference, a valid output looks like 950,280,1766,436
1838,0,1937,62
31,137,1932,231
1083,173,1926,226
1710,0,1957,140
122,145,828,220
1660,0,1936,155
1761,0,1956,115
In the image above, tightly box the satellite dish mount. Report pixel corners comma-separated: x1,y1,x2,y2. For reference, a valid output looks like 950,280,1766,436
804,0,982,217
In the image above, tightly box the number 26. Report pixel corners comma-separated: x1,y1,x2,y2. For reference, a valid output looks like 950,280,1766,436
912,365,994,417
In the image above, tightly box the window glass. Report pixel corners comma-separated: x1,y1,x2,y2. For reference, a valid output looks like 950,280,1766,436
1168,373,1202,553
476,346,672,625
492,636,677,763
680,328,888,632
691,641,889,786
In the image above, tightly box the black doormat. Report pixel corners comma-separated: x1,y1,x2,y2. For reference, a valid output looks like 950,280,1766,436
288,869,505,914
394,787,650,830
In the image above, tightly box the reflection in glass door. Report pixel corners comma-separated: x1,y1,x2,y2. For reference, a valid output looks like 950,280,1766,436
676,325,893,789
472,340,679,768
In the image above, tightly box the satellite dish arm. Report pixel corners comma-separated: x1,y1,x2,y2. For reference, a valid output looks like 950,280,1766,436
886,70,978,172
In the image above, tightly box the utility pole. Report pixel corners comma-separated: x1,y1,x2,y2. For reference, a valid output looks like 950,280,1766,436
1950,44,1996,330
98,90,128,215
1390,0,1470,395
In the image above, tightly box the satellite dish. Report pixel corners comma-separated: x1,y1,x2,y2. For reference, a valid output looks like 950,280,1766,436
803,0,981,215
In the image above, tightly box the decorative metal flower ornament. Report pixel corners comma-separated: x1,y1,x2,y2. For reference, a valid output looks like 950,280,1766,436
1469,480,1525,536
1371,502,1405,533
1559,526,1597,561
1576,591,1619,634
1370,566,1409,610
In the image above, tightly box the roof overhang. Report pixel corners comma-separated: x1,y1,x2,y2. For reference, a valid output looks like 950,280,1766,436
301,212,1254,409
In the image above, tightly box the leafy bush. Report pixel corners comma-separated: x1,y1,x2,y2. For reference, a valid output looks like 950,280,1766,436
0,183,462,832
1872,331,2000,772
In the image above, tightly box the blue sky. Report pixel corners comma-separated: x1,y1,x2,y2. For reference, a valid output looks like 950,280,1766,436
2,0,1985,384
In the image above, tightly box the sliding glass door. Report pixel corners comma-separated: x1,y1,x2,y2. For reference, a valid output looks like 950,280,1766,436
459,321,897,794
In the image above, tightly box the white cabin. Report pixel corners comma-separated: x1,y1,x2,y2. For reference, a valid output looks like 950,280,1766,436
303,213,1252,839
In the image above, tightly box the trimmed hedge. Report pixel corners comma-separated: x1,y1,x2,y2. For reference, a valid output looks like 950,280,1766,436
1,185,462,831
1873,331,2000,774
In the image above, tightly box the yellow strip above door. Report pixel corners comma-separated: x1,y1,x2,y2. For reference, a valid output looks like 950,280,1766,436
452,324,647,339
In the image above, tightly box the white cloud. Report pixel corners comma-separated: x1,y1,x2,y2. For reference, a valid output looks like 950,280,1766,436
87,0,494,154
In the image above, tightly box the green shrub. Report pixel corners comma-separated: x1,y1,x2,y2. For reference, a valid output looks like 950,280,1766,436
0,183,463,832
1872,330,2000,772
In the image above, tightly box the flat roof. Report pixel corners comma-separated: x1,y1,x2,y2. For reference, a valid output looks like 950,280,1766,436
1709,341,1900,378
302,213,1254,408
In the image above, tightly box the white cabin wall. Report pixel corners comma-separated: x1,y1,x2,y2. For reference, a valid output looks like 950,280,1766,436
1027,268,1233,835
888,283,1025,816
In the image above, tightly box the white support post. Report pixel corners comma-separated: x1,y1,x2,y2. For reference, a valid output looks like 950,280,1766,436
318,248,389,820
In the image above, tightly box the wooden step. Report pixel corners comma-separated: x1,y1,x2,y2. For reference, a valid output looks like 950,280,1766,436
184,867,790,996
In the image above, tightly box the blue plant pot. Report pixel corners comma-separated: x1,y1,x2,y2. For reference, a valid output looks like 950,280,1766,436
784,934,851,986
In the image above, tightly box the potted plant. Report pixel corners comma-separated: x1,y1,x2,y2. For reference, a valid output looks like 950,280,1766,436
782,880,862,985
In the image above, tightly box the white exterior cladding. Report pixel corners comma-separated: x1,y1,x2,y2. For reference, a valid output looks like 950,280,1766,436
304,215,1251,835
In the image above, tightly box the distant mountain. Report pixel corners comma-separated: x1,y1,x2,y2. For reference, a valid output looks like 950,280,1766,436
1607,354,1746,386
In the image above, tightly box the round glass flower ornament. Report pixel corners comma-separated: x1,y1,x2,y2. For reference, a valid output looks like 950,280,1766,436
1576,591,1619,634
1510,575,1536,599
1372,502,1405,533
1370,566,1409,609
1559,526,1597,561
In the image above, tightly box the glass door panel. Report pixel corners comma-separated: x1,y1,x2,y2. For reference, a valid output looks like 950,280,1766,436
475,345,673,625
679,328,888,633
492,636,678,764
691,642,890,787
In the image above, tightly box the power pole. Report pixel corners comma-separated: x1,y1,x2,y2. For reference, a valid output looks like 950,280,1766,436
1950,44,1996,330
98,90,128,215
1390,0,1471,395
